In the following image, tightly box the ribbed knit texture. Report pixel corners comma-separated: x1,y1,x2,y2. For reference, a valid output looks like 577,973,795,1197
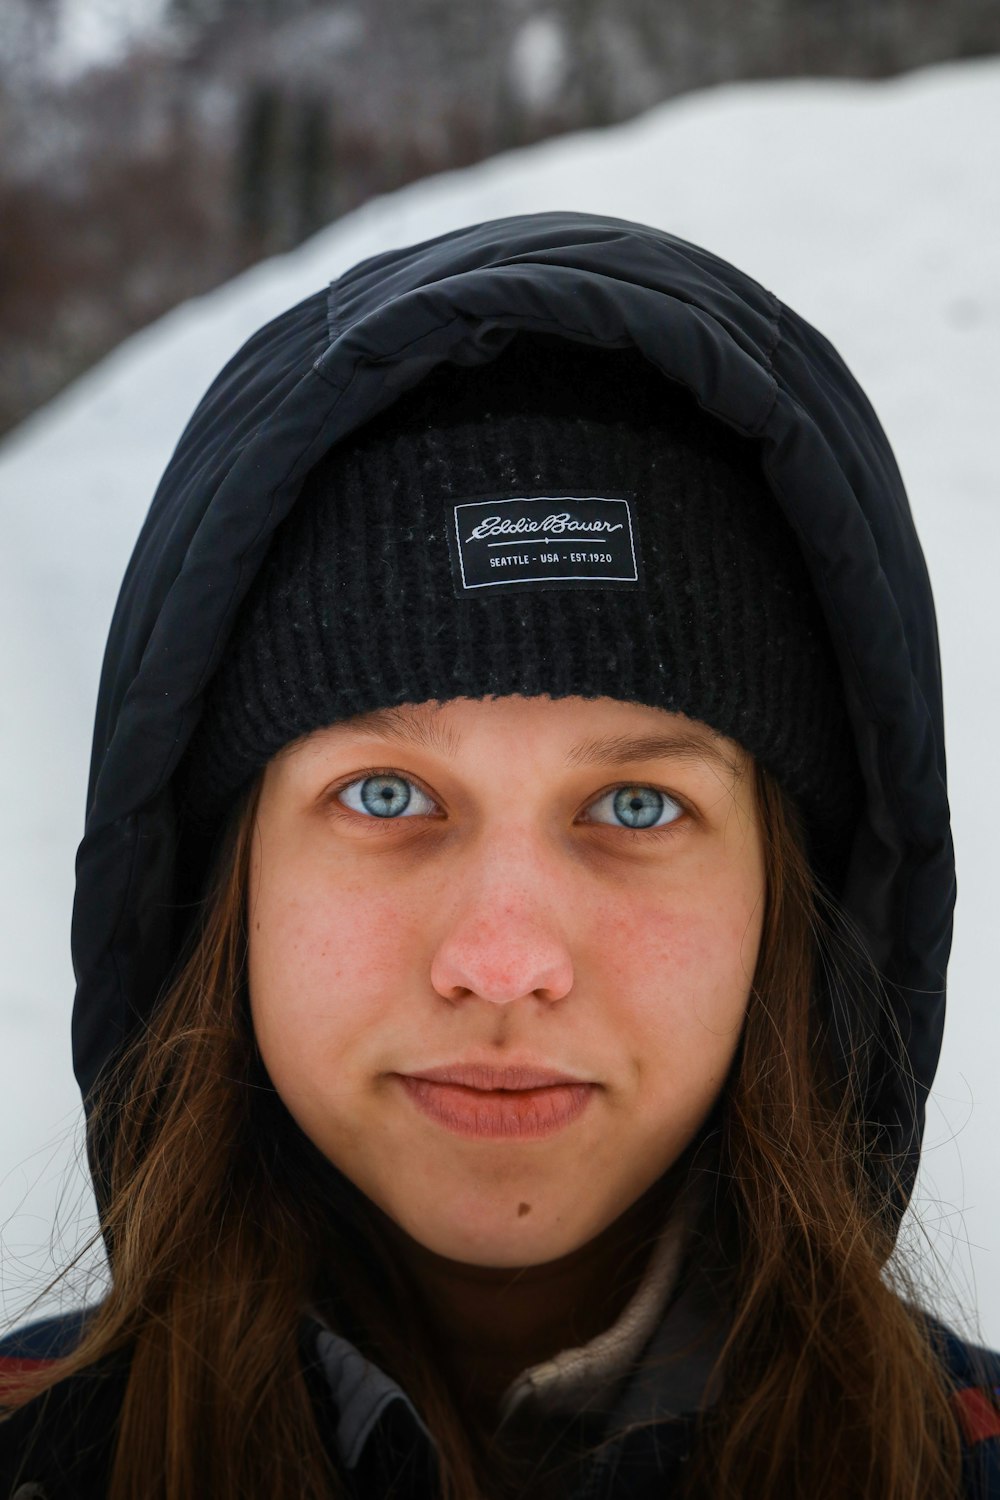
180,334,862,875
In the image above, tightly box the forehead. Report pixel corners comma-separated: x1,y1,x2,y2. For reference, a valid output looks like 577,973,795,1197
281,696,745,780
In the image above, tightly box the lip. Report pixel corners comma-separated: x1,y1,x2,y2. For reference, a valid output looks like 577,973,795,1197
394,1063,597,1140
406,1062,589,1090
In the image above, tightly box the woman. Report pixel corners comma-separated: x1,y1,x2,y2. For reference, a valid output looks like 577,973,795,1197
1,210,998,1499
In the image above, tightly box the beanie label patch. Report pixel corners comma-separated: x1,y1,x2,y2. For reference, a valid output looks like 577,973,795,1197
448,493,643,597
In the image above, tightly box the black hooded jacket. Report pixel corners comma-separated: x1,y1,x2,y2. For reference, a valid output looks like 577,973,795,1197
70,210,954,1212
3,210,999,1498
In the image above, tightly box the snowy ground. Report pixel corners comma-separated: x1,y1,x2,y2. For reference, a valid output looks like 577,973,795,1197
1,56,998,1345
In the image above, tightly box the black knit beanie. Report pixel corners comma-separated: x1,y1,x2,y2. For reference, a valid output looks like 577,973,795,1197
180,333,863,881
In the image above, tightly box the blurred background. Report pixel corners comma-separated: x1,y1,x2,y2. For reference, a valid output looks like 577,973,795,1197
4,0,1000,436
1,0,998,1347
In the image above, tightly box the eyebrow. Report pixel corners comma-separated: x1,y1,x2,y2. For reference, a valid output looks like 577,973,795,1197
565,730,740,777
307,706,741,777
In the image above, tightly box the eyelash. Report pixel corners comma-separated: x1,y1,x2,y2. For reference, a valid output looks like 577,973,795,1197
323,766,690,840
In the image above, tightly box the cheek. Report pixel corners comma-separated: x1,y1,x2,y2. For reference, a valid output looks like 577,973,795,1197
247,862,422,1089
607,873,762,1069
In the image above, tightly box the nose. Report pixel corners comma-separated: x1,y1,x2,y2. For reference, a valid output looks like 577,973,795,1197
428,840,574,1007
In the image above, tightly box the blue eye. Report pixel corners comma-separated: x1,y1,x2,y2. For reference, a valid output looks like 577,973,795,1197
586,785,683,831
338,773,436,819
336,771,683,833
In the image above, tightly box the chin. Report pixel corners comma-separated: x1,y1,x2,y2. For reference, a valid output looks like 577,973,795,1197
390,1199,596,1267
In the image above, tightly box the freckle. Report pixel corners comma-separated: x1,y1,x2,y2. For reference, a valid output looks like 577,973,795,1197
517,1202,531,1217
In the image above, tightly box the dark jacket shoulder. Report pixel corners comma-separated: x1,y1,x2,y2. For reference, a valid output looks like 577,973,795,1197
923,1312,1000,1495
0,1308,122,1500
2,1307,1000,1498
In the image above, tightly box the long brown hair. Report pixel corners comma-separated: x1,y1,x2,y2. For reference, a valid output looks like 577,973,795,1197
0,763,987,1498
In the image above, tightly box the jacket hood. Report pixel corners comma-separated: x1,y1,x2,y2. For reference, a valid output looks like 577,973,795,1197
71,209,953,1237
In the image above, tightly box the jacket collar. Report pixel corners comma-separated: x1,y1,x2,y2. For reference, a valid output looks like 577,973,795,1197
495,1160,723,1430
302,1161,727,1479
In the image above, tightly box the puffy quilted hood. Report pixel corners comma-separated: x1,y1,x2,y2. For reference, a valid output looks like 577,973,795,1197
71,209,953,1239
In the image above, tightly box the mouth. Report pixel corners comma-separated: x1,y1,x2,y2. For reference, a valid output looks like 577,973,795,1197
394,1072,597,1140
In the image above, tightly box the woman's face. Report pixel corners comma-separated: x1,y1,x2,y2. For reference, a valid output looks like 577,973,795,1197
248,695,765,1268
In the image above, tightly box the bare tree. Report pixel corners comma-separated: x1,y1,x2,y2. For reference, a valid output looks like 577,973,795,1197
3,0,999,435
